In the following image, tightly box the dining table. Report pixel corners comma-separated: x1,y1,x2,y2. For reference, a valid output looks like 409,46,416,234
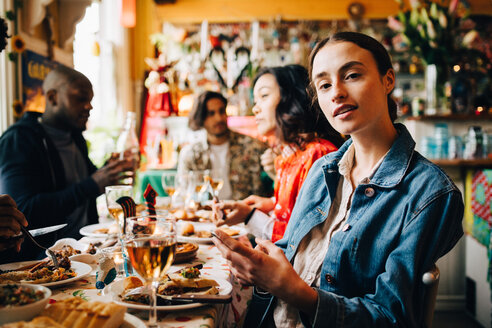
45,236,253,328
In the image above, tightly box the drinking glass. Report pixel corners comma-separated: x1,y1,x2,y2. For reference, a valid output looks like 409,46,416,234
161,172,177,198
191,170,207,194
122,215,176,327
209,169,224,197
105,185,133,229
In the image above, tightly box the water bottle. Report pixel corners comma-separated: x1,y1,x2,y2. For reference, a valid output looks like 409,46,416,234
434,123,448,159
116,111,140,184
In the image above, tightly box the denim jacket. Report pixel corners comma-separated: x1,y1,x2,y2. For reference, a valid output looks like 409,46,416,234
246,124,464,327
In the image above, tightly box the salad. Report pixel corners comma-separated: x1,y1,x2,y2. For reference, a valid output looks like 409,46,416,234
0,284,45,307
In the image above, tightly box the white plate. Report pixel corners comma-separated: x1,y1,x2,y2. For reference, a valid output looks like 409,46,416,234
46,238,98,264
103,277,232,311
177,221,247,244
80,222,119,238
122,313,146,328
0,261,92,287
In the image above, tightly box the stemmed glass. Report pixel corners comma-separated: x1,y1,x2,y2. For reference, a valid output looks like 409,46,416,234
161,172,177,198
122,215,177,327
105,185,133,231
209,169,224,197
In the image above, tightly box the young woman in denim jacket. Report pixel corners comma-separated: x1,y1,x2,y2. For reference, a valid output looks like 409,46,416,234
212,32,464,327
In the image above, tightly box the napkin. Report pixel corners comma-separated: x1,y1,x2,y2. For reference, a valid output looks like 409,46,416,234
116,196,136,233
95,256,117,289
143,183,158,215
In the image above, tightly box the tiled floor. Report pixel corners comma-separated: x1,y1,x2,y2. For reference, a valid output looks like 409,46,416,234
433,311,484,328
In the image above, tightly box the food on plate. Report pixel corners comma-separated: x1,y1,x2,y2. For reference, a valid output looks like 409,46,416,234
180,222,194,236
194,210,212,221
41,297,126,328
0,284,45,308
53,245,81,258
179,266,200,279
173,242,198,264
175,242,198,254
93,224,119,235
195,230,212,238
0,257,76,284
123,276,143,290
85,244,98,255
0,316,65,328
217,227,240,236
173,209,198,221
179,223,212,239
121,267,218,305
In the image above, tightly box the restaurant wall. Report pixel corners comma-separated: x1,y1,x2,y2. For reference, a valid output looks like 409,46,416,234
129,0,492,85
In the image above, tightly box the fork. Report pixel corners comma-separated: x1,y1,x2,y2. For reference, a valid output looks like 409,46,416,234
20,225,59,269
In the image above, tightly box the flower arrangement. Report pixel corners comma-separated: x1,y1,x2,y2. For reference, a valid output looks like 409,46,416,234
388,0,491,113
388,0,469,67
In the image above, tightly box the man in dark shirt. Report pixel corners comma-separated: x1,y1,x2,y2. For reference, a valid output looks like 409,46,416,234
0,66,133,262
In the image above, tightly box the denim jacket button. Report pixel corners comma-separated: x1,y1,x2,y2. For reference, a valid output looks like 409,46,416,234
342,224,351,232
365,187,375,197
325,274,335,284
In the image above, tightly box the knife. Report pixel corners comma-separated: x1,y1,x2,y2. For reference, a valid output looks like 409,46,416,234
157,293,232,304
28,223,67,237
6,223,67,239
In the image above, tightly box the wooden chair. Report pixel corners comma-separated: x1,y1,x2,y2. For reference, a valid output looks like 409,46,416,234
422,264,440,327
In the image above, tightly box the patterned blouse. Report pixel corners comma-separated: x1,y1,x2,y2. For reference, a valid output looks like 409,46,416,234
271,138,338,242
177,131,269,200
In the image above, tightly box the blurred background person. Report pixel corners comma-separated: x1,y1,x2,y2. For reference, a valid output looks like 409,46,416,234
0,66,134,261
214,64,345,242
178,90,270,200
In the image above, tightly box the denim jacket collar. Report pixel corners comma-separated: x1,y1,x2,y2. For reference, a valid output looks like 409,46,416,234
321,123,416,188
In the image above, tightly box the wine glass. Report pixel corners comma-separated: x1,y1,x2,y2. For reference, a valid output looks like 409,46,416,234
105,185,133,230
209,169,224,197
122,215,177,327
161,172,177,198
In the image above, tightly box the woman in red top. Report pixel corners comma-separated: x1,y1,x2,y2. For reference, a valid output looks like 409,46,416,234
214,65,344,242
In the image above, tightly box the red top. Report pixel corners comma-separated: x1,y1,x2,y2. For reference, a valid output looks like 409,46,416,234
271,138,338,242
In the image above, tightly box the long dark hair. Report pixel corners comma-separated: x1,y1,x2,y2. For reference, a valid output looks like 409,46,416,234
253,64,344,148
308,31,398,122
188,91,227,131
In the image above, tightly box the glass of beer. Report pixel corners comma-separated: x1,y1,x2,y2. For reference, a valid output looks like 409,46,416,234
105,185,133,229
122,214,176,327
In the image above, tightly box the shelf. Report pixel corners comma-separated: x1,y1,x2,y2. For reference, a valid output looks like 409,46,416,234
404,114,492,121
432,158,492,167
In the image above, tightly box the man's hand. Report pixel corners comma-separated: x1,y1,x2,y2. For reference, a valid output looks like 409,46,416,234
212,200,252,227
243,195,275,213
212,229,318,315
91,158,135,193
0,194,28,252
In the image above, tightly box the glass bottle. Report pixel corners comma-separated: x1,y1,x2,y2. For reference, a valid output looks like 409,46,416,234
116,111,140,184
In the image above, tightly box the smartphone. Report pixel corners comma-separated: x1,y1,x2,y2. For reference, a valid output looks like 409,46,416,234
210,231,232,250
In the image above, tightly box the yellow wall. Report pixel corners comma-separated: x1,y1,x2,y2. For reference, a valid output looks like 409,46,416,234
154,0,492,23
